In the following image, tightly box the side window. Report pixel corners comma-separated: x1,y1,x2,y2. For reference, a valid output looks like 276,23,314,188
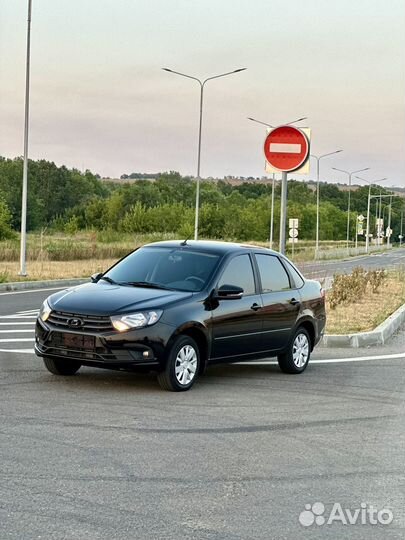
255,254,291,293
283,259,305,288
218,255,256,296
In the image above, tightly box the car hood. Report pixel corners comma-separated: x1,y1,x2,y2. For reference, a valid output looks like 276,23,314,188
48,282,193,316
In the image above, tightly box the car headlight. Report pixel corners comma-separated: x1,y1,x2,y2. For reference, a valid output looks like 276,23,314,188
39,299,52,322
111,310,163,332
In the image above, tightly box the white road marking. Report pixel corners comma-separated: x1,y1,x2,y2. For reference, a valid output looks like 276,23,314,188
0,322,36,326
0,286,66,296
0,329,34,334
0,338,35,343
0,348,35,354
0,309,37,352
240,352,405,366
0,315,37,319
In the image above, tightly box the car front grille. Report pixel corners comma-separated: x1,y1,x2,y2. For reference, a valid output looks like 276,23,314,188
47,310,114,332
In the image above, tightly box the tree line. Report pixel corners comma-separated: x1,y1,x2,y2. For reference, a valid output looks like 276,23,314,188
0,156,403,243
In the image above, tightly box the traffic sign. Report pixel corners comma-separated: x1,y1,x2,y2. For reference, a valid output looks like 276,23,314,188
289,228,299,238
264,126,309,173
289,218,299,228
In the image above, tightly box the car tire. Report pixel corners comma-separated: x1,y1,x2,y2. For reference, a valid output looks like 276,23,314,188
43,356,81,376
157,335,200,391
277,327,311,374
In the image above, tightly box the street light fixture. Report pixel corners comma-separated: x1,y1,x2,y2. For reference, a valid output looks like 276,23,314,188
247,116,307,129
247,116,308,250
163,67,247,240
332,166,370,250
355,176,387,253
310,150,343,256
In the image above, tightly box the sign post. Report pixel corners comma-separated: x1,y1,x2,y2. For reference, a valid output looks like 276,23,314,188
264,126,310,254
289,218,299,258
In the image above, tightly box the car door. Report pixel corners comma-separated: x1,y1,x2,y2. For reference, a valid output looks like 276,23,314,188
254,253,301,351
210,253,264,360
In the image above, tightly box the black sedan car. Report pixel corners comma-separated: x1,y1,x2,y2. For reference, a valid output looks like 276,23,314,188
35,240,326,391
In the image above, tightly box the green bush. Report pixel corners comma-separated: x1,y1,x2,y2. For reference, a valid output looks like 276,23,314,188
0,198,16,240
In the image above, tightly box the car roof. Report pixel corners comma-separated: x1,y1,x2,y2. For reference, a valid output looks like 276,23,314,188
142,239,282,256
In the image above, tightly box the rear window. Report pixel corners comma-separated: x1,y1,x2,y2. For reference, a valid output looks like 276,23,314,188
283,259,305,288
255,254,291,292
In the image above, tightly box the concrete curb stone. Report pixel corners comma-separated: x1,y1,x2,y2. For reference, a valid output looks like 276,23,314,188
0,278,87,293
321,302,405,348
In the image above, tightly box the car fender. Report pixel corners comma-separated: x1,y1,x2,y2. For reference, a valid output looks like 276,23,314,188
166,321,211,371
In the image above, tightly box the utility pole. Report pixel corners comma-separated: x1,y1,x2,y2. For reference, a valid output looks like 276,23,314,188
19,0,33,276
387,194,393,248
310,150,343,256
332,166,370,251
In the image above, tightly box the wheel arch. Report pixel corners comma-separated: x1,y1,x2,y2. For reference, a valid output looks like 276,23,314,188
294,318,316,351
168,322,210,374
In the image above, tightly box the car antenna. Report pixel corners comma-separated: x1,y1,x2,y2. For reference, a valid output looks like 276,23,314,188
180,236,192,246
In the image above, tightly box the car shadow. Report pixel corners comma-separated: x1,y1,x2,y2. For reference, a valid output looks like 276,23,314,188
40,361,288,394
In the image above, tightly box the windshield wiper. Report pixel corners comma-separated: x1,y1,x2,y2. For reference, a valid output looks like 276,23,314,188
123,281,174,290
99,276,118,285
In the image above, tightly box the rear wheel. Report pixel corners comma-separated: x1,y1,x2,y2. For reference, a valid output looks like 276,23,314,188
157,335,200,391
277,327,311,374
43,356,81,376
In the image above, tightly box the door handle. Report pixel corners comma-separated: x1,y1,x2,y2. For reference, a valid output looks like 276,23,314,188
250,303,261,311
289,298,300,306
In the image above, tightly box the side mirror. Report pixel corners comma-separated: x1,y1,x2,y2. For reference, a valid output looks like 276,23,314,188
91,272,103,283
216,284,244,300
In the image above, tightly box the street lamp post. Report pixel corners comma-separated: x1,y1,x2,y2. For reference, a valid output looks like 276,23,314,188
332,166,370,251
247,116,308,252
20,0,33,276
387,195,393,248
163,67,246,240
355,176,387,253
310,150,343,256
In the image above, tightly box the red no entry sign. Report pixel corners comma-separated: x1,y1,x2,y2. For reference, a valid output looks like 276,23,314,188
264,126,309,172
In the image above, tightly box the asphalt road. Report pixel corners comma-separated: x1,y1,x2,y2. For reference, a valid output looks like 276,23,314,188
1,288,405,539
298,246,405,280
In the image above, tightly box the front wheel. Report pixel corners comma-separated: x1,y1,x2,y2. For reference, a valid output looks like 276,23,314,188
157,336,200,391
43,356,81,376
277,327,311,374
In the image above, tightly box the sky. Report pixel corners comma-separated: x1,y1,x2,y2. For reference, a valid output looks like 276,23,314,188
0,0,404,186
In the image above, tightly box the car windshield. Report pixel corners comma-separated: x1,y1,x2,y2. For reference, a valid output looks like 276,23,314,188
103,247,221,292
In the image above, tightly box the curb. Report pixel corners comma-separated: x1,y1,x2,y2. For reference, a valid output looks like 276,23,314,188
321,303,405,348
0,278,87,293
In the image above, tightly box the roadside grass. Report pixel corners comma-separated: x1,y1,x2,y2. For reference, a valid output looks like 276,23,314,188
326,270,405,334
0,259,117,282
0,231,384,265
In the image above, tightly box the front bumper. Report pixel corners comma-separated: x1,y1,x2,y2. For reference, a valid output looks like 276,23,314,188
35,318,174,367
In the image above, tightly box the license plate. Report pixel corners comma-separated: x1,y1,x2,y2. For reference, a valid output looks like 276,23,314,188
62,333,95,349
